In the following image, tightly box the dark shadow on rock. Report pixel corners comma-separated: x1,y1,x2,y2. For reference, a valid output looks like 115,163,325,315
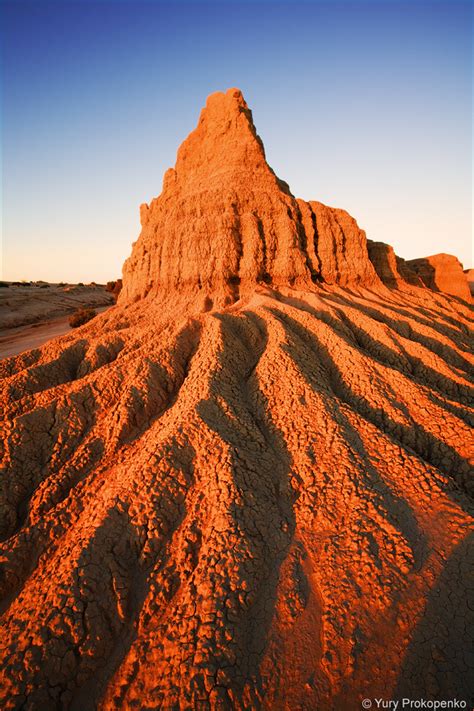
276,292,472,411
406,258,439,292
442,291,474,308
1,382,104,543
334,305,472,408
0,435,196,709
367,241,400,287
426,389,474,429
0,434,106,617
394,531,474,705
390,295,473,337
0,346,42,375
6,339,89,401
0,506,148,711
69,505,150,711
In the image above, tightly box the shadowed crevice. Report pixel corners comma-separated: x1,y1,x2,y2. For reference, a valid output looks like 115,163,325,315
5,340,89,401
394,531,474,705
355,291,473,347
73,439,196,709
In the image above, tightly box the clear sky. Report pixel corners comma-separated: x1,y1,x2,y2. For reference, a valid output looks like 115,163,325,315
1,0,472,282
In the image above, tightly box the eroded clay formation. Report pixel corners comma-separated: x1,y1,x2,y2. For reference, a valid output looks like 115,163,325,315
1,88,473,710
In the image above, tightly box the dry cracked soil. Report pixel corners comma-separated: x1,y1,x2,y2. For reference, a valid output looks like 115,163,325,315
0,89,472,711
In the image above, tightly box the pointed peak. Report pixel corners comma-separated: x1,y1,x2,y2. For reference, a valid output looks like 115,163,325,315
170,88,268,192
195,88,246,119
205,87,247,111
194,87,259,141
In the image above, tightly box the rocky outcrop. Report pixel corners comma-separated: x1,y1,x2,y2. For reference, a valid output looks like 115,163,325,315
367,240,406,288
367,243,471,300
120,89,380,308
407,253,471,301
1,89,473,710
299,201,378,286
463,268,474,296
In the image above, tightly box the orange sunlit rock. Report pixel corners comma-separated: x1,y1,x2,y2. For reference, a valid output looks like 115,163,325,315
0,89,472,710
465,268,474,296
407,253,471,301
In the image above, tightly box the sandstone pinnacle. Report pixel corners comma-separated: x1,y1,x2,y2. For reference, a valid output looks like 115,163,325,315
120,88,381,307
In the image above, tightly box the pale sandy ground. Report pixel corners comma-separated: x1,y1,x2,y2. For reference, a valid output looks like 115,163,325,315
0,283,114,330
0,305,112,359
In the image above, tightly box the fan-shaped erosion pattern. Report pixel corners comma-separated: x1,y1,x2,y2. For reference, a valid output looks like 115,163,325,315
1,89,473,710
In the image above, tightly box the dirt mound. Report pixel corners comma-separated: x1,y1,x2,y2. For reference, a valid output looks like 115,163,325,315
1,89,473,710
406,253,471,301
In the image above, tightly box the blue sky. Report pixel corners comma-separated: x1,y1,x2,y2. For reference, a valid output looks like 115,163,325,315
1,0,472,282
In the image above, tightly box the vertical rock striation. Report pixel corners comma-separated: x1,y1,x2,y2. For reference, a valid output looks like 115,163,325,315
120,89,380,308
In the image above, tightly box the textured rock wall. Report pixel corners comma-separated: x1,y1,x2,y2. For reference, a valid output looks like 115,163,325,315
367,240,404,288
367,241,424,289
120,89,380,308
367,243,471,300
407,254,471,301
